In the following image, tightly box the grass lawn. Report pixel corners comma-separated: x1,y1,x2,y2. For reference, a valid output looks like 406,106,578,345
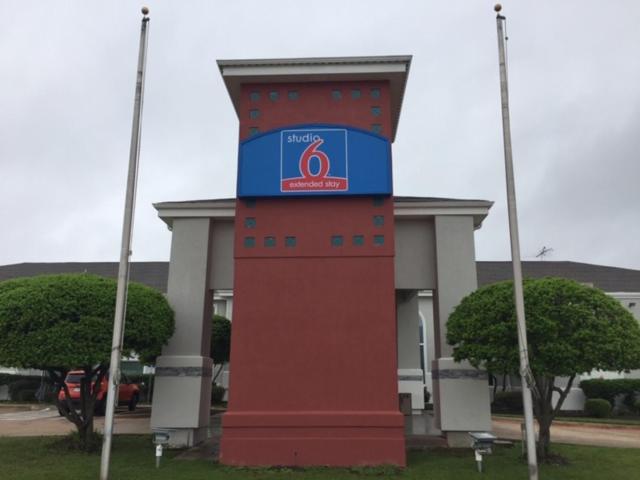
1,435,639,480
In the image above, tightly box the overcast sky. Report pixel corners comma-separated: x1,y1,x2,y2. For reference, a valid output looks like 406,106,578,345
1,1,639,270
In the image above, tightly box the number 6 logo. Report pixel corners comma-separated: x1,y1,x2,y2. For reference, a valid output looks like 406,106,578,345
299,139,330,179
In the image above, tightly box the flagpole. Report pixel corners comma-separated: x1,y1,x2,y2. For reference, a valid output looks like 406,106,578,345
494,4,539,479
100,7,150,480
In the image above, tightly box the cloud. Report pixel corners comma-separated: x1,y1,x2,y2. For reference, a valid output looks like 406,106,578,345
1,0,639,269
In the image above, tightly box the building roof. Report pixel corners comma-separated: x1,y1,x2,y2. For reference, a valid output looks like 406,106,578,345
217,55,412,142
1,261,639,294
0,262,169,293
477,261,640,293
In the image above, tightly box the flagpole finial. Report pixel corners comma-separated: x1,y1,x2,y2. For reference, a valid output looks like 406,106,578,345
141,6,149,16
494,4,502,12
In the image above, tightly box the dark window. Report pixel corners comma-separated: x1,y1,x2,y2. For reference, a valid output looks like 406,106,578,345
353,235,365,246
373,196,384,206
332,89,342,100
65,374,85,384
370,88,381,99
249,126,260,136
371,106,381,117
244,217,256,228
249,109,260,119
285,236,296,247
331,235,344,247
351,88,361,99
373,235,385,246
244,236,255,248
269,91,279,101
371,124,382,134
373,215,384,226
264,236,276,247
250,91,260,102
288,90,299,100
245,198,256,208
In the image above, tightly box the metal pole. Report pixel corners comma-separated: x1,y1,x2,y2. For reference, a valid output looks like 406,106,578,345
494,4,539,479
99,7,150,480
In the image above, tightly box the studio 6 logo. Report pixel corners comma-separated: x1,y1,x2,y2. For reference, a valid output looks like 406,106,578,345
281,129,349,192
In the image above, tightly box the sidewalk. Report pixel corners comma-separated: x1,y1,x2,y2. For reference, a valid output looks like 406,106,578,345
0,406,152,437
3,407,639,449
492,416,640,448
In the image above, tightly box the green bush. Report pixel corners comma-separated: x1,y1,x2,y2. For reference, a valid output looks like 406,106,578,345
8,378,41,400
211,384,226,404
15,389,37,401
0,374,18,386
584,398,612,418
0,375,56,402
492,391,523,413
579,379,640,405
634,399,640,415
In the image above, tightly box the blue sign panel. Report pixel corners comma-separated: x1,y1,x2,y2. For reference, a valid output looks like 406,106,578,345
237,125,392,197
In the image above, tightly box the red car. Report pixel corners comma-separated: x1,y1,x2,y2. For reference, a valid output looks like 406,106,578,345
57,370,140,416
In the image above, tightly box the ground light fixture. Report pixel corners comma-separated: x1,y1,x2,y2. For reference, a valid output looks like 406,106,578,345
152,431,171,468
469,432,497,473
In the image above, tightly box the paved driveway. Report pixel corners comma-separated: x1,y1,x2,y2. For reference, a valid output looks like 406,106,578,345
3,407,639,449
492,416,640,449
0,405,151,437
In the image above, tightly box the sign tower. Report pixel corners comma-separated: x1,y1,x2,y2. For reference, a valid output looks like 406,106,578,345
218,57,411,466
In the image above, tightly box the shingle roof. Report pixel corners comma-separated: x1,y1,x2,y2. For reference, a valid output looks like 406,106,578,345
0,262,168,293
477,261,640,292
1,261,639,294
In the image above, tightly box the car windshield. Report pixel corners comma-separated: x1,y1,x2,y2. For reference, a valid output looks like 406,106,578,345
65,374,85,384
65,373,104,384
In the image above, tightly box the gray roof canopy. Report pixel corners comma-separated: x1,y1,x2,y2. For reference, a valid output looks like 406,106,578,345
477,261,640,293
1,261,639,294
0,262,169,293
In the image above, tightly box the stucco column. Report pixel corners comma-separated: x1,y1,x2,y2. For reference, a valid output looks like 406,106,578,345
151,218,214,447
396,290,424,411
432,215,491,446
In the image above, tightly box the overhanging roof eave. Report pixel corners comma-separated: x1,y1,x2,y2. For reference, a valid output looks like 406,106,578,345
216,55,412,142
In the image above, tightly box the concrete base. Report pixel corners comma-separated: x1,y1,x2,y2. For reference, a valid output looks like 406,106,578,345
445,431,473,448
150,355,213,448
220,411,406,466
432,358,492,434
158,426,209,449
398,368,425,411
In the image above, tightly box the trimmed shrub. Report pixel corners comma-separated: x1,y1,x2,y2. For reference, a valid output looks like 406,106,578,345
1,375,56,402
492,391,523,413
8,378,41,400
0,374,19,386
211,384,226,404
584,398,612,418
15,389,37,401
580,379,640,405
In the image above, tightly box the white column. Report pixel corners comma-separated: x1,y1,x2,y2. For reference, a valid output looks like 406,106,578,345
396,290,424,412
432,216,491,447
150,218,214,447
